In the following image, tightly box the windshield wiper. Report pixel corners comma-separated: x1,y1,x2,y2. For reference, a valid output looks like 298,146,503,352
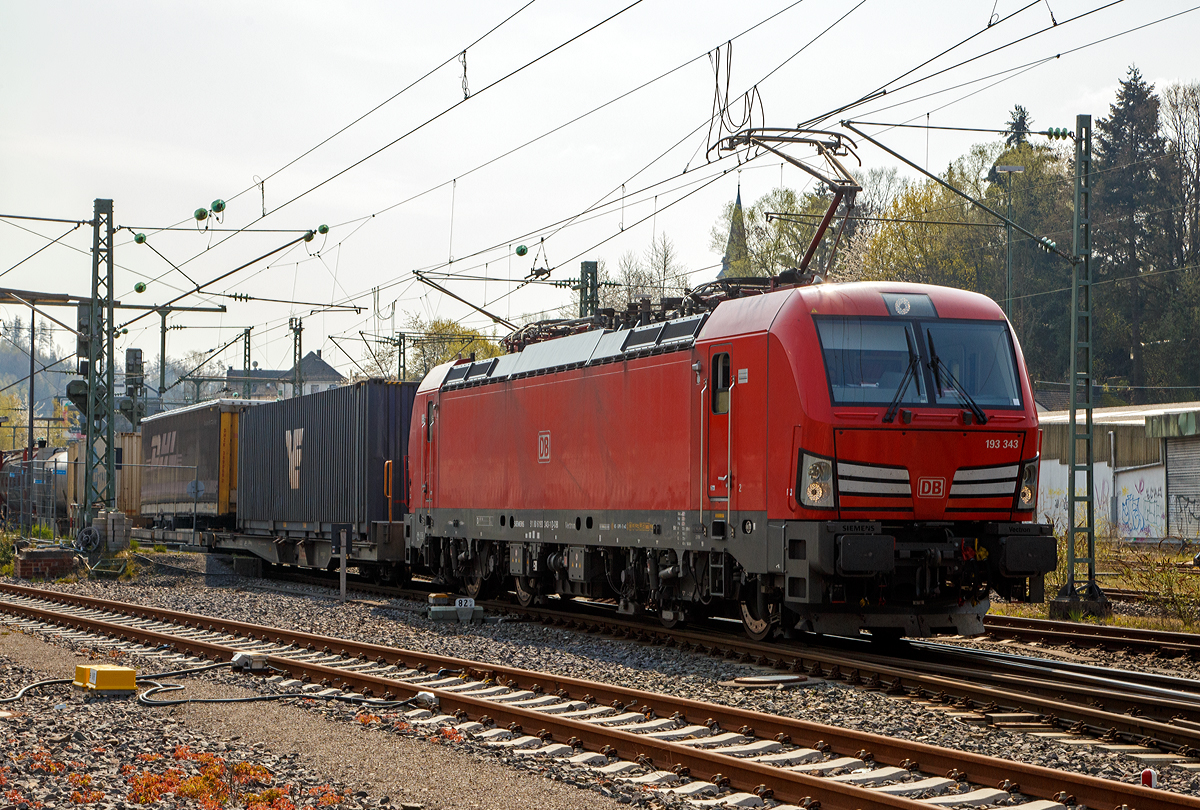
927,329,988,425
883,328,921,423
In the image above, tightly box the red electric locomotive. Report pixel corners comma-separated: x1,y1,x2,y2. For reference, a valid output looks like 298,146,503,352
404,279,1055,639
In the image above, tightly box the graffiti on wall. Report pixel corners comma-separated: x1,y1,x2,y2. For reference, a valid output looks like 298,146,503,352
1037,461,1169,540
1173,495,1200,539
1117,476,1165,538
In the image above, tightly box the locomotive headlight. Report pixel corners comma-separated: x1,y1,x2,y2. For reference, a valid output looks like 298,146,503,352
808,460,832,483
799,452,835,509
1016,456,1039,510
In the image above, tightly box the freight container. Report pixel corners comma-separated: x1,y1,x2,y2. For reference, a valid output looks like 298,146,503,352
220,380,415,579
237,380,416,539
66,433,142,519
140,400,258,529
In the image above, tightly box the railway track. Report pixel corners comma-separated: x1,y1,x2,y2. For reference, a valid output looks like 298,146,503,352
1,581,1197,810
241,567,1200,754
982,614,1200,657
249,564,1198,658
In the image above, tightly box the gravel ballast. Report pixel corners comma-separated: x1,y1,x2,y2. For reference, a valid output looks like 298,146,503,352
0,629,624,810
5,552,1200,801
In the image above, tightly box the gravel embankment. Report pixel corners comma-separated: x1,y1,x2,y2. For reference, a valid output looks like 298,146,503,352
0,629,624,810
6,552,1200,800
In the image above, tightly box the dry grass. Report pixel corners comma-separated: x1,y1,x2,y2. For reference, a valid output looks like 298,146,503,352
990,536,1200,632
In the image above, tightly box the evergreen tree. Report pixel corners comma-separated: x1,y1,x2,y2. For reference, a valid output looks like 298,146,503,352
1005,105,1034,147
1093,66,1172,403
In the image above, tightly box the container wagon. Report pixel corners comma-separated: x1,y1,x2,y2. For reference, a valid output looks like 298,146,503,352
404,280,1057,639
212,379,417,582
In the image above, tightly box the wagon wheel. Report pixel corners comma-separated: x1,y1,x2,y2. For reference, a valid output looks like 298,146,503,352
513,576,538,607
739,594,780,642
377,563,410,588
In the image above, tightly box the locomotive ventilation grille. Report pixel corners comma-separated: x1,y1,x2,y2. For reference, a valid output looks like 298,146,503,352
836,461,912,498
949,463,1020,499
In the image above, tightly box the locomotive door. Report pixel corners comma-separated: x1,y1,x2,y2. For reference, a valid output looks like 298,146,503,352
707,347,733,507
422,397,436,505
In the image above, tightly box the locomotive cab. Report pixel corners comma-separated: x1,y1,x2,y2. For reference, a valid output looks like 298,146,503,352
756,282,1056,638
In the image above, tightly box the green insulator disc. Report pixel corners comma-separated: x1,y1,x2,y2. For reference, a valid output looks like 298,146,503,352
134,282,147,293
134,233,146,244
304,230,315,242
194,208,209,221
317,224,329,235
211,199,226,213
515,244,528,256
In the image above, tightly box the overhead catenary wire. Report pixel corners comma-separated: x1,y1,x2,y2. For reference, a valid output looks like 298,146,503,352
327,0,816,236
220,0,542,211
118,233,312,330
316,2,866,326
105,1,545,257
63,4,1190,372
144,0,650,295
183,0,826,338
0,223,82,280
802,0,1128,130
184,0,1051,338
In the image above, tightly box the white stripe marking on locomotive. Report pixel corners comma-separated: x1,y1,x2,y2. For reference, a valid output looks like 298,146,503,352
837,462,910,480
953,465,1019,481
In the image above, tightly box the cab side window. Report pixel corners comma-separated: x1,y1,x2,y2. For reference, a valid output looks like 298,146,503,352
711,353,731,414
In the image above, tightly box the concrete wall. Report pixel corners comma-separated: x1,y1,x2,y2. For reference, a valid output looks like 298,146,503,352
1037,459,1167,541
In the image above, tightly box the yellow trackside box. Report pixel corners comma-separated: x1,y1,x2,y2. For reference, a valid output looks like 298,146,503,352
72,665,137,695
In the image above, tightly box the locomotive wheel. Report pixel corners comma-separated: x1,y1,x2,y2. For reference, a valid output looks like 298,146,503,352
513,576,537,607
465,573,493,600
660,609,686,630
739,597,779,642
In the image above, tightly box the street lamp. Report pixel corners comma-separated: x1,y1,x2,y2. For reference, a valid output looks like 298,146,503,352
996,165,1024,319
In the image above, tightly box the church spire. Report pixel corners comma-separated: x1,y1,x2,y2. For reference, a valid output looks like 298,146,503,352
718,183,748,278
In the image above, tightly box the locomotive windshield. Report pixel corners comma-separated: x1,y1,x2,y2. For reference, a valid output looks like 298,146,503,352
923,321,1022,408
817,316,1022,409
817,318,928,406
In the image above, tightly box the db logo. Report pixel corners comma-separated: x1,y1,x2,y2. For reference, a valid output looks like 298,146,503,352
916,477,945,498
537,431,551,463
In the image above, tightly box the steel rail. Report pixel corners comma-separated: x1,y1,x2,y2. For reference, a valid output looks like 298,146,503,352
505,601,1200,751
211,571,1200,746
1,583,1195,810
983,614,1200,655
242,570,1200,743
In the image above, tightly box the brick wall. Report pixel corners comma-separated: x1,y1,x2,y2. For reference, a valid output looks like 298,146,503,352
14,550,80,581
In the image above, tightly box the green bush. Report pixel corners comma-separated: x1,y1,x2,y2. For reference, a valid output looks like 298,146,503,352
0,535,13,576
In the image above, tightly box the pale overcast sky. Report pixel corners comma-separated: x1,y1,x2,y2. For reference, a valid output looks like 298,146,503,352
2,0,1197,377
